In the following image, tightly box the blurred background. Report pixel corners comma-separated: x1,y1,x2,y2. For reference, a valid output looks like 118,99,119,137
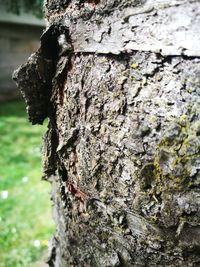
0,1,54,266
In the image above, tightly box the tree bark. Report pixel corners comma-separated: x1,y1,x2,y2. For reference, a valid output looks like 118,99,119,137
13,0,200,266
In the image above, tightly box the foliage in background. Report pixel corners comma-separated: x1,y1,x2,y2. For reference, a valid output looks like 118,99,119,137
4,0,44,18
0,100,54,267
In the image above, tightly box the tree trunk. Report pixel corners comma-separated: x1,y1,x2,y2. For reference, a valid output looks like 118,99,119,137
13,0,200,266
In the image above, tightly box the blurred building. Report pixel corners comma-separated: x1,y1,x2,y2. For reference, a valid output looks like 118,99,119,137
0,3,45,101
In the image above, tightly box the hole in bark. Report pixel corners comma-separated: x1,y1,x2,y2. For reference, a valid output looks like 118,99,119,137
61,186,66,200
140,163,155,190
40,25,60,60
68,54,74,72
47,244,57,267
58,87,64,106
59,165,68,182
94,178,101,190
40,25,72,61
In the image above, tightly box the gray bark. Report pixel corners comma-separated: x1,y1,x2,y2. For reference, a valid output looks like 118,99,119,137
13,0,200,266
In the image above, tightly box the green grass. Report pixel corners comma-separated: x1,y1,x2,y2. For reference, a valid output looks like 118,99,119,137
0,99,54,267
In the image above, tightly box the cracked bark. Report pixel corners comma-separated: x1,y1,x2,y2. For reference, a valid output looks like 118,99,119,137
13,0,200,266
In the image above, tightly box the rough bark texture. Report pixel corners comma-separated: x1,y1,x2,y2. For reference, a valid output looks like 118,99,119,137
13,0,200,266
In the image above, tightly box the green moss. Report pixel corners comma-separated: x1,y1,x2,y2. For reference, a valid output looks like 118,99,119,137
138,107,200,226
131,62,139,69
153,155,163,180
178,114,189,127
150,215,159,223
151,114,200,191
187,87,193,93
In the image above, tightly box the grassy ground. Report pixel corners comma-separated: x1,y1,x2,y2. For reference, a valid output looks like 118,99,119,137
0,99,54,267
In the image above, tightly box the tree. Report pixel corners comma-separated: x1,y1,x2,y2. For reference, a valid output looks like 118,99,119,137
13,0,200,266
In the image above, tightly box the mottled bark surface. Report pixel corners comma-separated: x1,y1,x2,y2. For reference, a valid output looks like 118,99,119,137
14,0,200,266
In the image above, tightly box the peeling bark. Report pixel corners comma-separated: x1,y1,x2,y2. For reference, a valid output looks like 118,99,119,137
14,0,200,266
